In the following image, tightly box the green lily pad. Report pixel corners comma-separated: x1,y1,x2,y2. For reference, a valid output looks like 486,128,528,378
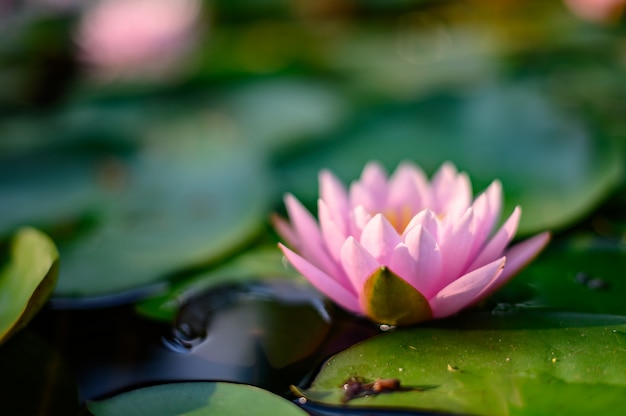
0,146,115,238
297,312,626,415
223,78,349,150
275,83,621,235
54,134,272,298
499,237,626,315
87,382,307,416
0,227,59,344
0,102,273,299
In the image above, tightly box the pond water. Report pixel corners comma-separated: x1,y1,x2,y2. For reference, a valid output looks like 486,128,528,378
31,281,384,414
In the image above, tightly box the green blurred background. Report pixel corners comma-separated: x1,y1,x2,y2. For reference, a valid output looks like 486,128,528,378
1,0,626,300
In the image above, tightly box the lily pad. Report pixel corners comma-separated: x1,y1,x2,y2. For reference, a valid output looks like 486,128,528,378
54,134,272,298
223,78,349,150
275,83,621,235
499,238,626,315
0,227,59,344
297,312,626,415
87,382,307,416
0,102,273,300
0,148,113,237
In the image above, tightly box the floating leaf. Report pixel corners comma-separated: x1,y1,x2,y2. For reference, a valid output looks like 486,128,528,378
297,312,626,415
223,78,349,149
54,136,272,298
88,382,307,416
0,103,273,300
0,149,111,237
0,227,59,344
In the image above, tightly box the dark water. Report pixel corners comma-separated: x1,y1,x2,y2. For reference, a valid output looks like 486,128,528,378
27,280,415,415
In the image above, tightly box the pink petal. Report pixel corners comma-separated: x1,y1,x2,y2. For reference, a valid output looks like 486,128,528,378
471,232,550,305
284,193,319,241
318,199,346,262
436,207,476,291
340,236,381,292
499,232,551,281
432,161,458,182
468,206,521,271
360,162,389,197
448,172,472,219
432,162,472,219
431,163,457,206
390,225,441,297
387,244,415,283
319,170,350,235
403,209,439,240
349,182,378,214
467,180,502,261
429,257,506,318
360,214,402,265
350,163,390,213
279,243,361,313
271,214,298,248
284,194,338,277
349,205,372,240
387,162,431,219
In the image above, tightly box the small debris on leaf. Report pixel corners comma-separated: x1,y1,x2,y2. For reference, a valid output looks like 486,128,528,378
447,364,461,372
340,376,423,403
587,277,609,290
574,272,610,290
574,272,591,285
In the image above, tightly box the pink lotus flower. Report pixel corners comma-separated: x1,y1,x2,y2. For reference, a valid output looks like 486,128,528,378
275,162,550,326
563,0,626,23
76,0,200,80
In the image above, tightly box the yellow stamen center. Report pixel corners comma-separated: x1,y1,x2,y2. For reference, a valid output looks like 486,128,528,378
383,206,414,234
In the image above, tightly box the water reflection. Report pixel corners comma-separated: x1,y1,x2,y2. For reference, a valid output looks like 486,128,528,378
35,280,378,403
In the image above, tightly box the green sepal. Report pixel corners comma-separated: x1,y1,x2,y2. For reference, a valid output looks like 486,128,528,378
361,267,432,326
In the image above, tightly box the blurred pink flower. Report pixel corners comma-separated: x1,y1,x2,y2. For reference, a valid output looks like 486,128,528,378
77,0,200,79
564,0,626,23
275,162,550,326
